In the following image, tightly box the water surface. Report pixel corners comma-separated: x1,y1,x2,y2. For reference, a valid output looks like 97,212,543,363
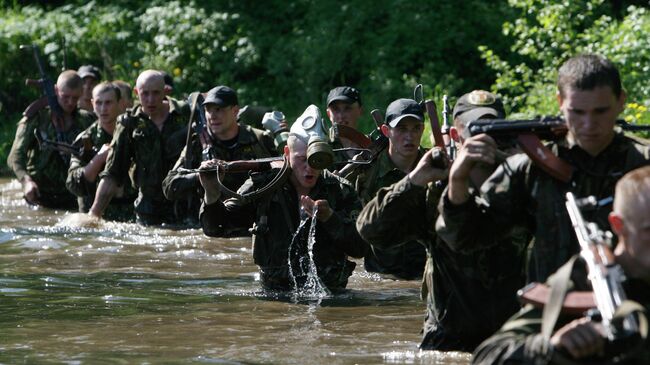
0,177,470,364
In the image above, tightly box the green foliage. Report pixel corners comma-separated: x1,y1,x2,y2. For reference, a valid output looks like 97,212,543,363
480,0,650,133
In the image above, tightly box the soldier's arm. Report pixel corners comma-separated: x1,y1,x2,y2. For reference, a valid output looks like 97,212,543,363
199,171,256,237
436,153,531,253
311,180,368,258
88,175,118,219
89,120,133,218
8,116,41,203
162,143,200,201
356,175,439,249
7,116,35,183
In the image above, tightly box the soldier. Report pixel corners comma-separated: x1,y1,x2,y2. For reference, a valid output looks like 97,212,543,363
113,80,134,113
88,70,190,226
326,86,366,161
77,65,101,113
162,85,277,230
7,70,95,209
346,98,428,279
436,54,650,284
199,105,369,291
356,91,528,351
66,82,135,221
472,165,650,364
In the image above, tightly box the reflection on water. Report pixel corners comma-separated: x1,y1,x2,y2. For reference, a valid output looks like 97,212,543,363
0,178,471,364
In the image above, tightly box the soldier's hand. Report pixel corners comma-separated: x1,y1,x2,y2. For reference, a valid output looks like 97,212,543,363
447,134,497,204
23,177,40,205
198,159,223,205
550,317,605,359
300,196,333,222
408,147,450,187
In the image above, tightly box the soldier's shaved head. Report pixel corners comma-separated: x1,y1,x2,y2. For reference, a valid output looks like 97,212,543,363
614,166,650,223
57,70,83,91
135,70,165,91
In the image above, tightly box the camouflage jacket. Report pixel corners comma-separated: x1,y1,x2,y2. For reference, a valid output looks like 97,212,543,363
201,169,369,291
7,106,95,209
100,99,189,225
66,121,136,221
357,176,528,351
347,148,428,279
437,132,650,283
472,259,650,365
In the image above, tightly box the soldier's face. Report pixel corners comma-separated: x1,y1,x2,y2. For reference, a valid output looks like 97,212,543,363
382,117,424,160
559,86,625,156
205,104,239,139
83,77,99,98
287,139,320,189
327,101,362,129
136,79,166,116
92,90,120,126
56,86,82,114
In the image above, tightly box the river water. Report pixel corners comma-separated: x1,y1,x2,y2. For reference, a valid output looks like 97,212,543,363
0,177,471,364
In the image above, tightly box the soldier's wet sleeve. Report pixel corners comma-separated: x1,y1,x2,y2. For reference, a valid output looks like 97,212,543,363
100,121,133,185
356,176,431,249
7,116,37,181
66,130,95,197
66,151,89,197
162,143,200,201
199,176,256,237
322,182,369,258
436,154,531,253
472,305,552,365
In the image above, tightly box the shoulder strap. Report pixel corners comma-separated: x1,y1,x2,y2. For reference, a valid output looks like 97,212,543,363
542,255,580,341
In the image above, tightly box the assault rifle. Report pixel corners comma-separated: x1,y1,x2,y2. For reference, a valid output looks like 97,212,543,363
20,44,69,162
441,95,456,161
467,116,650,182
33,129,96,162
565,192,638,340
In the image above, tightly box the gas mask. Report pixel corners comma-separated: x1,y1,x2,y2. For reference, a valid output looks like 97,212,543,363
262,111,289,153
289,105,334,170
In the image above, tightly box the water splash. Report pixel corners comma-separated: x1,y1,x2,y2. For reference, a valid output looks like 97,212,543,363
287,205,330,301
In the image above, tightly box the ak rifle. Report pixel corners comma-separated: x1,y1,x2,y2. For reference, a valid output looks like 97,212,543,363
467,116,650,182
441,95,456,160
20,44,69,162
565,192,638,340
519,193,640,350
33,129,96,161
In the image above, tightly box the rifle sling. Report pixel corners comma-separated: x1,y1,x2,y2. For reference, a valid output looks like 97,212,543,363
516,133,574,183
215,155,291,205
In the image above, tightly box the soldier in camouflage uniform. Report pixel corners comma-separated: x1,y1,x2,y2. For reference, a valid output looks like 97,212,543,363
162,86,277,231
66,82,135,221
346,98,428,279
436,54,650,284
326,86,367,163
199,106,369,291
472,166,650,365
88,70,190,226
356,91,528,351
7,70,95,209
